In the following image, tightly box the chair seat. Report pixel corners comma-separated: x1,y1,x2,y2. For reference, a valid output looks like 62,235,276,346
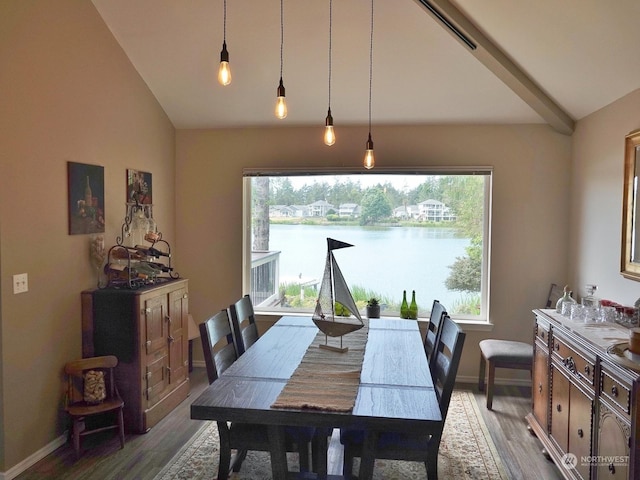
66,398,124,417
479,339,532,364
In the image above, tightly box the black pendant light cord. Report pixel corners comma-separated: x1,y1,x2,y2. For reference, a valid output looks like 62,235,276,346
280,0,284,81
223,0,227,43
368,0,373,136
328,0,332,110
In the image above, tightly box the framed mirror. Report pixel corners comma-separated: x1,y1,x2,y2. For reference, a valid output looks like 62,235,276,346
621,129,640,280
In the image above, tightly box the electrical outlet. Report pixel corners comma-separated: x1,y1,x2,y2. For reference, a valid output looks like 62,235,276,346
13,273,28,294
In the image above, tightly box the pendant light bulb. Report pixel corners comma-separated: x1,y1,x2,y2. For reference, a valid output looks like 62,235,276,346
218,41,231,86
364,134,375,169
275,78,287,119
324,109,335,146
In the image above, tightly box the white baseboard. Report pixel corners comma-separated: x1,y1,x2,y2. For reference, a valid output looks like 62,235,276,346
0,433,67,480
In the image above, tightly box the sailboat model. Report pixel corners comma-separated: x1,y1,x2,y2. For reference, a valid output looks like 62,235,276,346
313,238,364,352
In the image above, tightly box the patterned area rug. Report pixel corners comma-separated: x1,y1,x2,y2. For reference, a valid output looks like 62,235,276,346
155,390,508,479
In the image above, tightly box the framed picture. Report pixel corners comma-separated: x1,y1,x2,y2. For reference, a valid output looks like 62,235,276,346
127,169,152,204
67,162,105,235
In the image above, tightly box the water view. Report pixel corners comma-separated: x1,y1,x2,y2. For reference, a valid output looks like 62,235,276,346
269,224,471,310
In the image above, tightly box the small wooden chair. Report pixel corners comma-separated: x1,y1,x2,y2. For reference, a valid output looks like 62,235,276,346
64,355,125,459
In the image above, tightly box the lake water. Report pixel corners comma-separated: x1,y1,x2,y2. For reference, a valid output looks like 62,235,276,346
268,224,470,309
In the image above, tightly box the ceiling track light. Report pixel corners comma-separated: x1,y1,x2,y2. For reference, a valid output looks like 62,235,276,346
363,0,375,169
416,0,477,51
217,0,231,86
324,0,335,146
275,0,288,119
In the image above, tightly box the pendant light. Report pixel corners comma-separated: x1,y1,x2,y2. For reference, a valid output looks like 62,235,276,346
217,0,231,86
275,0,288,119
324,0,336,146
363,0,375,169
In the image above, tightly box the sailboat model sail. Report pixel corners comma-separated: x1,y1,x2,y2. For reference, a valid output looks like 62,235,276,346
312,238,364,338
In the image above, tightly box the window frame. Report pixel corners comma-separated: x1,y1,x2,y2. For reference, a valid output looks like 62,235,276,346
242,166,492,323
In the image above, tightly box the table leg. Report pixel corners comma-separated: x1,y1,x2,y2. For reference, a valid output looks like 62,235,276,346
358,430,378,480
268,424,289,478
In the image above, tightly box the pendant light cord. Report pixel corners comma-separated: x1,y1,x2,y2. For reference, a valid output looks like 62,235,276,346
223,0,227,42
368,0,374,135
328,0,332,109
280,0,284,80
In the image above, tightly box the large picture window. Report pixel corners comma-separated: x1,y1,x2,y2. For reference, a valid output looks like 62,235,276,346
243,168,492,321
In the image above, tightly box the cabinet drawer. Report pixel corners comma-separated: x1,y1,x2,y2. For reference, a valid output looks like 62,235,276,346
535,322,550,345
552,337,595,389
600,371,631,418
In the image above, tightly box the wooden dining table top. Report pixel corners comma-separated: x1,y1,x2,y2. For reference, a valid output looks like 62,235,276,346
190,315,441,478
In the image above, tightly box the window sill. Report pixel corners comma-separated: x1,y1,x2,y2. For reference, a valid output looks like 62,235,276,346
255,311,495,332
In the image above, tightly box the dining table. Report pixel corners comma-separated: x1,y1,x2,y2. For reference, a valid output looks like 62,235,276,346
190,316,442,479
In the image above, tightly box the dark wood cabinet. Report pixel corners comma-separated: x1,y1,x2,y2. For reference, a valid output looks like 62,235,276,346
527,309,639,480
82,279,190,433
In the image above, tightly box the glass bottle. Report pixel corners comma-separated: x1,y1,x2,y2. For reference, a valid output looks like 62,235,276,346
400,290,409,319
409,290,418,319
556,285,576,316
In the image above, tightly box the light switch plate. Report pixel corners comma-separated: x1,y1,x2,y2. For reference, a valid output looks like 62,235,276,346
13,273,28,294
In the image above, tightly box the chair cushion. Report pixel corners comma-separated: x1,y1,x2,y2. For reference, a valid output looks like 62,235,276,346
479,339,532,364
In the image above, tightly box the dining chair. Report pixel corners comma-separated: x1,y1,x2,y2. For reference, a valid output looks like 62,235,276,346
341,314,466,480
424,299,447,369
199,309,315,479
228,294,259,356
64,355,125,459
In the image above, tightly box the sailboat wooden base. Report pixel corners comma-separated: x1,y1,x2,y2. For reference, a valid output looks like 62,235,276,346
319,334,349,353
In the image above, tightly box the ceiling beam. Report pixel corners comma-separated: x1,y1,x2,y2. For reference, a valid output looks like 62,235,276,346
414,0,575,135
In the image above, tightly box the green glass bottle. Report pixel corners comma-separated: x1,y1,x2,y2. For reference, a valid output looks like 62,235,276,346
400,290,409,319
409,290,418,319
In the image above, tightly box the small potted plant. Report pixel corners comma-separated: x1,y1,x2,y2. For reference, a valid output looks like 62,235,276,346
366,297,381,319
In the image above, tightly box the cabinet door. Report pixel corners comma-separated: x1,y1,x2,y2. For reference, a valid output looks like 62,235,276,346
143,292,169,355
551,365,570,453
597,402,630,480
533,343,549,432
569,384,593,480
145,351,169,408
168,286,189,386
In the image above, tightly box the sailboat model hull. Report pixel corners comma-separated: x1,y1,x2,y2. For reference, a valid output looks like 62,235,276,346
312,238,364,341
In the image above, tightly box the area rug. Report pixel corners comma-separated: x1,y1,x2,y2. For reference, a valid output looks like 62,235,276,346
155,390,508,479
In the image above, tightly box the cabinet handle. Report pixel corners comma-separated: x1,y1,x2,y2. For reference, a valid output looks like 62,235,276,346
584,365,590,376
609,463,615,474
577,428,583,438
146,340,152,348
611,386,618,397
538,383,543,393
145,307,152,314
183,293,188,299
165,315,171,323
554,343,560,351
168,335,175,343
556,404,562,413
146,371,152,379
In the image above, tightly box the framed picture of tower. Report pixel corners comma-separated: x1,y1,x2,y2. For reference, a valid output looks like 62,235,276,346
67,162,105,235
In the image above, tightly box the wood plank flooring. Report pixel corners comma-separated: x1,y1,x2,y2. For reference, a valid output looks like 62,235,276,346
15,370,562,480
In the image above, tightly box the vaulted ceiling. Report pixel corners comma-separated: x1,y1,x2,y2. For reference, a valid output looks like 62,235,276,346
92,0,640,134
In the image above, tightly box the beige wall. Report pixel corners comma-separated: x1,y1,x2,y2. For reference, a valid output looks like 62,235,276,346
570,88,640,305
176,124,572,383
0,1,175,471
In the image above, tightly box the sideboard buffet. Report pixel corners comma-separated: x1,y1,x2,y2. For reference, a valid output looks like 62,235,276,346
81,278,190,433
527,309,640,480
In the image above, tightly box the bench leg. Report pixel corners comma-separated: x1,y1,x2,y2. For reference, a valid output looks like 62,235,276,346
486,361,495,410
478,352,486,392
